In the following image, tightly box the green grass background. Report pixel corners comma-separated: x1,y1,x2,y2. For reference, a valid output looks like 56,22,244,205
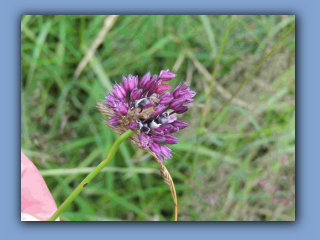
21,15,295,221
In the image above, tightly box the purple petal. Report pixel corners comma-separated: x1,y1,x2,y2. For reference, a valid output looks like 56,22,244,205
150,142,162,156
171,120,189,130
160,145,172,159
133,76,138,89
112,84,126,99
122,76,129,91
145,75,158,91
153,128,164,135
165,135,179,144
174,106,188,114
152,135,166,143
139,134,152,149
140,72,151,88
167,116,177,123
159,92,174,105
152,105,165,117
169,98,185,110
184,98,195,104
170,126,180,133
160,124,174,134
130,88,143,100
109,117,121,125
129,122,138,131
172,83,189,98
155,84,172,94
128,75,137,92
159,70,176,81
112,101,128,116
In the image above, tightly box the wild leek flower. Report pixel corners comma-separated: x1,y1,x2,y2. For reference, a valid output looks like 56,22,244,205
49,70,194,221
97,70,196,162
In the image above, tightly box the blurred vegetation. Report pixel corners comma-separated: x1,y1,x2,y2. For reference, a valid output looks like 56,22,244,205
21,15,295,221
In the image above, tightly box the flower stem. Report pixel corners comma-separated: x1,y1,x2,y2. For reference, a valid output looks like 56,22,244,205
201,15,233,127
48,129,135,221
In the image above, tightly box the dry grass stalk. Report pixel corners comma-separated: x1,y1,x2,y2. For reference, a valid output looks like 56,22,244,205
187,50,250,109
74,15,119,78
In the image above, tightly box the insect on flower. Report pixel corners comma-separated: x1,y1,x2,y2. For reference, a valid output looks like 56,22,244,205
97,70,196,162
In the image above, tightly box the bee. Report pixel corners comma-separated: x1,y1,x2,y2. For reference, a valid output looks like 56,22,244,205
134,97,151,109
129,96,165,134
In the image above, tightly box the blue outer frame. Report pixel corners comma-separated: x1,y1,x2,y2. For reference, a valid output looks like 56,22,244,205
5,1,319,239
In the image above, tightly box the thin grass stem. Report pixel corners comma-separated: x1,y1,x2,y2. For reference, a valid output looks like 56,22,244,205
202,15,233,127
210,23,295,127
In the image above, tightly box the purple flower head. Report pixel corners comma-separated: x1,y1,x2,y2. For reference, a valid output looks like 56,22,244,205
100,69,196,162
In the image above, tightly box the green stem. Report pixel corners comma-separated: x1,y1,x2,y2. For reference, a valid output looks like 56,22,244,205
202,15,233,127
48,129,135,221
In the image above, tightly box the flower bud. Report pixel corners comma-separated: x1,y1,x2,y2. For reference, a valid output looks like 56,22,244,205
153,128,164,135
152,105,165,117
159,70,176,81
160,124,174,133
171,120,189,130
169,98,185,110
127,75,138,91
152,135,166,143
155,84,172,94
113,101,128,116
129,122,138,131
105,93,116,102
165,134,179,144
159,92,174,105
109,117,121,125
130,88,143,100
112,84,126,99
160,145,172,159
170,126,180,133
150,142,162,157
145,75,158,91
172,83,189,98
174,106,188,114
139,134,152,149
184,98,195,104
140,72,151,88
122,76,129,91
167,116,177,123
